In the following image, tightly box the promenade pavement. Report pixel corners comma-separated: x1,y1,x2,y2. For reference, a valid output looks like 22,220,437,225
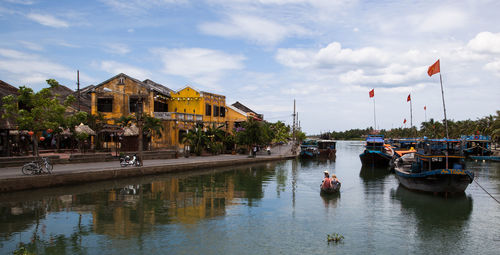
0,143,297,180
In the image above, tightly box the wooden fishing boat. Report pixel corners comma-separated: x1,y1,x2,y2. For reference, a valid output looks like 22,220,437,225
320,181,341,194
359,135,394,167
317,140,336,160
300,139,320,158
394,139,474,194
461,135,492,157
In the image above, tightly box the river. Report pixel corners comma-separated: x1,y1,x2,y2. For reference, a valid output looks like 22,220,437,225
1,141,499,254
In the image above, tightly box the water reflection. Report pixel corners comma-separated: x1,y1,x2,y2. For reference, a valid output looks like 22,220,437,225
359,166,391,183
390,186,473,253
0,163,279,254
320,192,340,209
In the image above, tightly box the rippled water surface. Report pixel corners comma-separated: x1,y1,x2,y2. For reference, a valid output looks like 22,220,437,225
1,141,499,254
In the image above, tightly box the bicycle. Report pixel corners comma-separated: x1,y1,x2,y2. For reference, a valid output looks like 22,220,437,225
22,157,53,175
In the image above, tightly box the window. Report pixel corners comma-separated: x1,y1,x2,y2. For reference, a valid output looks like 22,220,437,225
118,77,125,85
220,106,225,117
205,103,211,116
97,98,113,112
213,105,219,117
129,98,139,113
154,101,168,112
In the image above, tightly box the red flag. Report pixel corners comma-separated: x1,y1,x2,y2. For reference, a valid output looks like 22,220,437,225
428,59,440,77
424,106,426,110
407,94,411,102
369,89,374,98
403,118,407,124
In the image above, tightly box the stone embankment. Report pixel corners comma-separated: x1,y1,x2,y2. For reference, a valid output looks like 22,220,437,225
0,144,298,193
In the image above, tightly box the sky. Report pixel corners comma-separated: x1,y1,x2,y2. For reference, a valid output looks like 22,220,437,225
0,0,499,134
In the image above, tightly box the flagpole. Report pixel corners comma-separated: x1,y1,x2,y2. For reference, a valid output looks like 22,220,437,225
439,73,449,138
409,94,413,128
424,107,427,122
373,96,377,130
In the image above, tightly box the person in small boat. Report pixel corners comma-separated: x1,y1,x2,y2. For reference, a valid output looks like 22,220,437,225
322,171,332,189
330,173,341,189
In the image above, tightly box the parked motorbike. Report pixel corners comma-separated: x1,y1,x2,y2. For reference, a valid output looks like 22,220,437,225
120,154,141,167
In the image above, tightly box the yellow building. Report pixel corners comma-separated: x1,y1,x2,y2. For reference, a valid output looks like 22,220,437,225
90,73,250,150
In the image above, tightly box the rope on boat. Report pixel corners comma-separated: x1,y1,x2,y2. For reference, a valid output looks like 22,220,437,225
473,179,500,204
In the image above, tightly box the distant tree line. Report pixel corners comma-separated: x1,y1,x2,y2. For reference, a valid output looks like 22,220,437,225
320,111,500,144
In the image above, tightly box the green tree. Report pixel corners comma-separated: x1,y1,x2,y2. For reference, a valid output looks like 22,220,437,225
142,114,164,150
235,118,271,149
181,126,207,156
1,79,69,156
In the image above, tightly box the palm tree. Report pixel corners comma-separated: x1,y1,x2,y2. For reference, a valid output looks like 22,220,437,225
116,115,134,127
181,127,207,156
142,115,164,150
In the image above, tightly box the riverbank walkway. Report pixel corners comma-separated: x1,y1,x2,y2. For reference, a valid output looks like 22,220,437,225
0,144,298,192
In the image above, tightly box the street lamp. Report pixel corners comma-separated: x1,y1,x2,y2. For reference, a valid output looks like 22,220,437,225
103,87,145,166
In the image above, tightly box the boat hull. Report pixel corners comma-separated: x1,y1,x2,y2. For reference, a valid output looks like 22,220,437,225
394,168,474,193
359,151,392,167
320,182,341,194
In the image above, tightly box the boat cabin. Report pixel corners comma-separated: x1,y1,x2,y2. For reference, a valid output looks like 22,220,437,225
365,135,385,151
461,135,492,156
413,139,466,172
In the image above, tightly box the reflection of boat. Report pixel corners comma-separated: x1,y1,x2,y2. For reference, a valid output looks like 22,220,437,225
359,135,394,167
394,139,474,194
320,192,340,208
317,140,336,160
461,135,492,157
300,139,320,158
359,166,391,182
391,185,472,228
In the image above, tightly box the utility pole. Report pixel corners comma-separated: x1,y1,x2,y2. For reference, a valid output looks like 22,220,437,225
77,70,80,111
137,96,144,166
292,99,296,155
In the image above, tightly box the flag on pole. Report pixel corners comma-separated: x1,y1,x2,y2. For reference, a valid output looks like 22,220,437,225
404,118,407,124
407,94,411,102
369,89,374,98
424,106,426,110
428,59,440,76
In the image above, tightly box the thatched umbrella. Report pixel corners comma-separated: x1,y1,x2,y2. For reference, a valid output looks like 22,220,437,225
75,123,96,135
123,124,139,136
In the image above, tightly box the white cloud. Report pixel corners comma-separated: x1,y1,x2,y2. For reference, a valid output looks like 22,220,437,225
276,42,389,70
100,61,151,80
0,48,92,86
484,59,500,76
26,13,69,28
415,9,467,33
468,31,500,54
4,0,35,5
153,47,245,89
19,41,43,51
99,0,187,15
315,42,388,68
103,43,131,55
200,14,309,45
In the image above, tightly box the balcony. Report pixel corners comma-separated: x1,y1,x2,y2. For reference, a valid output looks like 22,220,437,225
154,112,203,122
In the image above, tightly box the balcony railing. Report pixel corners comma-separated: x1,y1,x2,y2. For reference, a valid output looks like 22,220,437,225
154,112,203,122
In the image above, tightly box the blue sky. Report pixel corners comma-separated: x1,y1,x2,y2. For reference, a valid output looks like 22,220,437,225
1,0,499,134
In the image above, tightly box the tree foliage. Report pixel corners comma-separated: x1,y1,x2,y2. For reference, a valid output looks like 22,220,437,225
1,80,71,156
